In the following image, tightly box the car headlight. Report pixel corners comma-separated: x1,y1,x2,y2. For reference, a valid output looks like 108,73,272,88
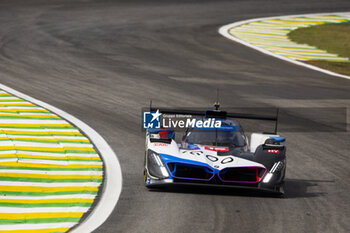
262,161,284,183
262,173,273,183
147,150,170,179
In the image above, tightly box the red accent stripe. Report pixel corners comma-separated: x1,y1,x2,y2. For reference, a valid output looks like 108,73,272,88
204,146,229,152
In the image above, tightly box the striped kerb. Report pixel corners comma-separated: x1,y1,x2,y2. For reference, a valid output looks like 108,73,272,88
229,13,350,62
0,90,103,233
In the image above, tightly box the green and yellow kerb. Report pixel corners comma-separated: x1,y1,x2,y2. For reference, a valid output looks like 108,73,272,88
0,90,103,233
229,13,350,62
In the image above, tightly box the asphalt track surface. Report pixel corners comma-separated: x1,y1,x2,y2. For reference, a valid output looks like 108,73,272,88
0,0,349,232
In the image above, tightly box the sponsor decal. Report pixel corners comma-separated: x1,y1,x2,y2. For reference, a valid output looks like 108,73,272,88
162,117,221,129
206,154,219,162
154,143,169,146
221,157,234,164
268,149,280,154
205,146,229,152
143,109,222,130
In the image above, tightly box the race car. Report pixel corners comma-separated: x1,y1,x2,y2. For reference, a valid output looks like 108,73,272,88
143,106,286,195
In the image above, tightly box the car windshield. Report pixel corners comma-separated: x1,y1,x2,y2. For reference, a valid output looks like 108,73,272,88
185,128,246,147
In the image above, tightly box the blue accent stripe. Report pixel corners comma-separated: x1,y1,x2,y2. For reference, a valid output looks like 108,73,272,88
159,153,217,170
269,136,285,142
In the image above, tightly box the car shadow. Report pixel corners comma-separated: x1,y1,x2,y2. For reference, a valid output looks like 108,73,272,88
148,178,333,199
283,178,333,199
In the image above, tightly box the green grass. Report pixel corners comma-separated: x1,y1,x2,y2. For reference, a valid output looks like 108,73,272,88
288,23,350,76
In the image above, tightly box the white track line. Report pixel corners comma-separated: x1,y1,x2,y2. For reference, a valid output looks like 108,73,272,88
0,83,122,233
218,12,350,80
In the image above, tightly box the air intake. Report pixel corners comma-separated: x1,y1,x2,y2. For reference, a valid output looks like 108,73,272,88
167,163,214,181
218,167,266,183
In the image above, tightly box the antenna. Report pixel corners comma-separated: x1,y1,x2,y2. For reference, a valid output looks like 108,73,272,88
214,88,220,110
274,108,279,134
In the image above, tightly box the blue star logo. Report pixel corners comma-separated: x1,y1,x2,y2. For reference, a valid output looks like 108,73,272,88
143,110,161,129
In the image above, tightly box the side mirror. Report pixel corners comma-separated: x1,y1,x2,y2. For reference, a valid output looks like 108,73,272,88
148,129,175,143
263,137,285,148
250,133,285,153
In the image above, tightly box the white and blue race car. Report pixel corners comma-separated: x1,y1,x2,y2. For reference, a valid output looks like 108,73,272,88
144,107,286,195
